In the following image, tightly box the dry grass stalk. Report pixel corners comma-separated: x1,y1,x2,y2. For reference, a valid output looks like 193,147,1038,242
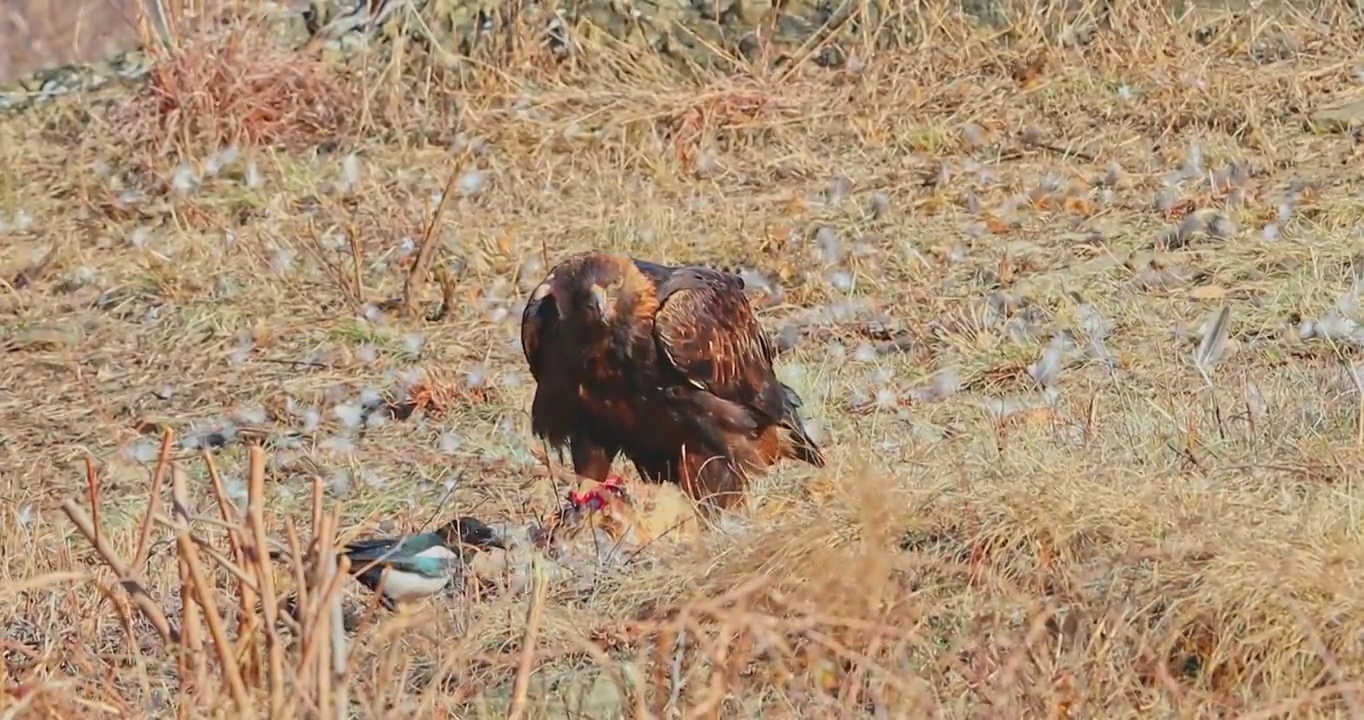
297,509,348,713
245,445,287,716
169,464,207,702
507,552,549,720
110,0,363,156
131,429,174,572
59,499,177,645
203,449,261,687
166,463,252,715
55,428,362,717
402,147,473,319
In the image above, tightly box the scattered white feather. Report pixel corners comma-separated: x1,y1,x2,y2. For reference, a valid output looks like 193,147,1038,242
228,344,253,365
874,388,899,409
334,403,366,428
300,408,321,433
458,170,486,197
361,469,387,488
1153,186,1179,214
365,411,388,430
853,342,878,362
399,367,424,389
319,436,356,455
1336,284,1361,318
270,247,295,275
868,192,891,220
779,362,808,386
1193,306,1232,375
439,432,463,454
442,472,462,491
827,175,853,205
518,255,547,291
244,160,261,189
206,145,240,177
72,266,98,285
327,470,353,497
908,369,961,403
1310,314,1361,342
124,437,161,463
404,333,427,355
848,386,872,409
830,271,854,292
128,226,152,249
171,163,197,193
235,406,268,425
1244,382,1268,423
357,342,378,364
813,226,843,265
1029,334,1069,389
340,153,361,190
359,387,385,409
1208,213,1236,240
692,150,720,178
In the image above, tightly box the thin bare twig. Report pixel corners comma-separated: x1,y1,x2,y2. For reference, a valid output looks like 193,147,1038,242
133,428,175,571
402,147,472,318
169,464,252,716
508,551,548,720
247,445,287,716
60,499,177,644
170,465,207,702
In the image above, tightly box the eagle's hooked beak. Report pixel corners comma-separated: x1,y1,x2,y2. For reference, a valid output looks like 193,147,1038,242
588,284,612,324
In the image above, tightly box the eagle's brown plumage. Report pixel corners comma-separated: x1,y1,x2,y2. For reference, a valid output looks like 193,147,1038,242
520,252,824,509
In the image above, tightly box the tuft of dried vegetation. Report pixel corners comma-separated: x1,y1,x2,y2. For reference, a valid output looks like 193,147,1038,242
5,0,1364,715
107,6,364,155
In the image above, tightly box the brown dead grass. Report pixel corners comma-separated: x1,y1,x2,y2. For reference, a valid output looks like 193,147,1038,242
112,26,363,153
4,0,1364,716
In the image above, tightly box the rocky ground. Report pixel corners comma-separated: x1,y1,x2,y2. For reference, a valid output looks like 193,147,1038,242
3,0,1364,717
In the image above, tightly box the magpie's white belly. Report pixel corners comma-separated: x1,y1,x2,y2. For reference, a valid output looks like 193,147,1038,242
381,545,458,602
380,569,451,602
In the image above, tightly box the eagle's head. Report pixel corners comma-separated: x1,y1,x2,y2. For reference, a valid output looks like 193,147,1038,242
533,253,639,328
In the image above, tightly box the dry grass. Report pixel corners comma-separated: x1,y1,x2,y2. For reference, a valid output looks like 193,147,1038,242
4,0,1364,716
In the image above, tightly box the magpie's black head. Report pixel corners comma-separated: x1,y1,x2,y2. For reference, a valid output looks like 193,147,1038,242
439,516,506,551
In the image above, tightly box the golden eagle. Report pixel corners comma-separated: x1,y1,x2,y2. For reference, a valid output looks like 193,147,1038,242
520,252,824,510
